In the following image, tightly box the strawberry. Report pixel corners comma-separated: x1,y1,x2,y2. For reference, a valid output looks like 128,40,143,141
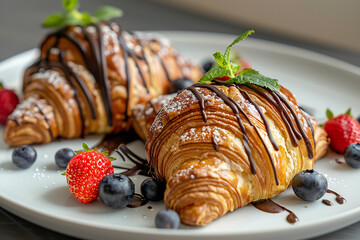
324,109,360,153
0,82,19,124
65,143,115,204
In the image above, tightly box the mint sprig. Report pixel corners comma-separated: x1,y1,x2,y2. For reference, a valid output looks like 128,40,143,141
42,0,123,28
225,69,280,92
199,30,280,92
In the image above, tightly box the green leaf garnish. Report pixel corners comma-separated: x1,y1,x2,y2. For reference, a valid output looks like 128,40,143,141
94,6,123,22
42,0,123,28
63,0,78,11
199,30,280,92
345,108,352,116
326,108,334,119
225,69,280,92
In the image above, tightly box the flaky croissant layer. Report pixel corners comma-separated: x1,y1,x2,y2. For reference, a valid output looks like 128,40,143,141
146,84,329,226
5,23,202,146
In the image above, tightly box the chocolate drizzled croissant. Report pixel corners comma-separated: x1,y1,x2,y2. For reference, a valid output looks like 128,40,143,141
4,22,202,146
146,83,329,226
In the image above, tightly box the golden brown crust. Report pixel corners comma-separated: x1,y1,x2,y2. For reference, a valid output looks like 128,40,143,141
146,84,329,226
4,23,202,146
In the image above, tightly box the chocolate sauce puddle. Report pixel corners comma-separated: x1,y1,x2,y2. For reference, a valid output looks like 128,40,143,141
326,189,346,204
322,199,333,206
127,193,149,208
252,199,299,224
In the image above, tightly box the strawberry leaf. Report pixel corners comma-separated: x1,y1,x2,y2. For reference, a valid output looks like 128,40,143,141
82,143,91,152
345,108,352,116
63,0,78,11
61,171,66,176
109,157,117,161
100,150,109,157
326,108,334,119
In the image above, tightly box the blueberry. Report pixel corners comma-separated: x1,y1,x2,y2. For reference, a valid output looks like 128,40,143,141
155,209,180,229
55,148,75,169
202,60,214,72
12,145,37,169
141,178,165,201
99,173,135,208
168,78,194,93
292,169,328,201
344,143,360,168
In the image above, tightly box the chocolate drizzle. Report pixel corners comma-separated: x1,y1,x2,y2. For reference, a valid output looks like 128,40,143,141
326,189,346,204
25,23,177,135
115,144,151,177
322,199,333,206
183,82,315,184
252,199,299,224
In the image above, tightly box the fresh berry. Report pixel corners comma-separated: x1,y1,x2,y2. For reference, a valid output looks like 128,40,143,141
168,78,194,93
155,209,180,229
12,145,37,169
202,60,214,72
98,173,135,208
324,109,360,153
292,169,328,201
140,178,165,201
357,116,360,124
344,143,360,168
66,143,114,204
55,148,75,169
214,76,231,81
0,82,19,124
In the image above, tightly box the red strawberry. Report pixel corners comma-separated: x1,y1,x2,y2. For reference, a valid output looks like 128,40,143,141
66,143,115,204
324,109,360,153
0,82,19,124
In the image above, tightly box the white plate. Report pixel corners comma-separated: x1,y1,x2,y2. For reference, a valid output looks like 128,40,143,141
1,32,360,240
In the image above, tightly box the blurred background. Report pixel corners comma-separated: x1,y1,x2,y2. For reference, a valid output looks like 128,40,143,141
0,0,359,65
0,0,360,239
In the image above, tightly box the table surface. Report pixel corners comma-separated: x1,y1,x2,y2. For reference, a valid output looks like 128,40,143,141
1,0,360,239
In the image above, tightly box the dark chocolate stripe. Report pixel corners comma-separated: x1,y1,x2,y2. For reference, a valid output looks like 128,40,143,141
192,83,257,175
239,88,279,151
187,86,207,122
269,91,299,146
274,92,314,159
95,23,113,126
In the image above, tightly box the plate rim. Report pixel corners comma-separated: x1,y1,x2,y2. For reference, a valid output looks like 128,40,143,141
1,30,360,240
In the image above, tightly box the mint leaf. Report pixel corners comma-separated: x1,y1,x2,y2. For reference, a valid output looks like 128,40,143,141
199,67,232,83
42,13,64,28
326,108,333,119
225,69,280,92
223,30,254,66
213,52,224,67
63,0,78,11
230,62,241,75
94,6,123,22
43,1,122,28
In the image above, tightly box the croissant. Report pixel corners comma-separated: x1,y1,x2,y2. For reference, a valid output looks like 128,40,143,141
146,82,329,226
4,22,202,146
